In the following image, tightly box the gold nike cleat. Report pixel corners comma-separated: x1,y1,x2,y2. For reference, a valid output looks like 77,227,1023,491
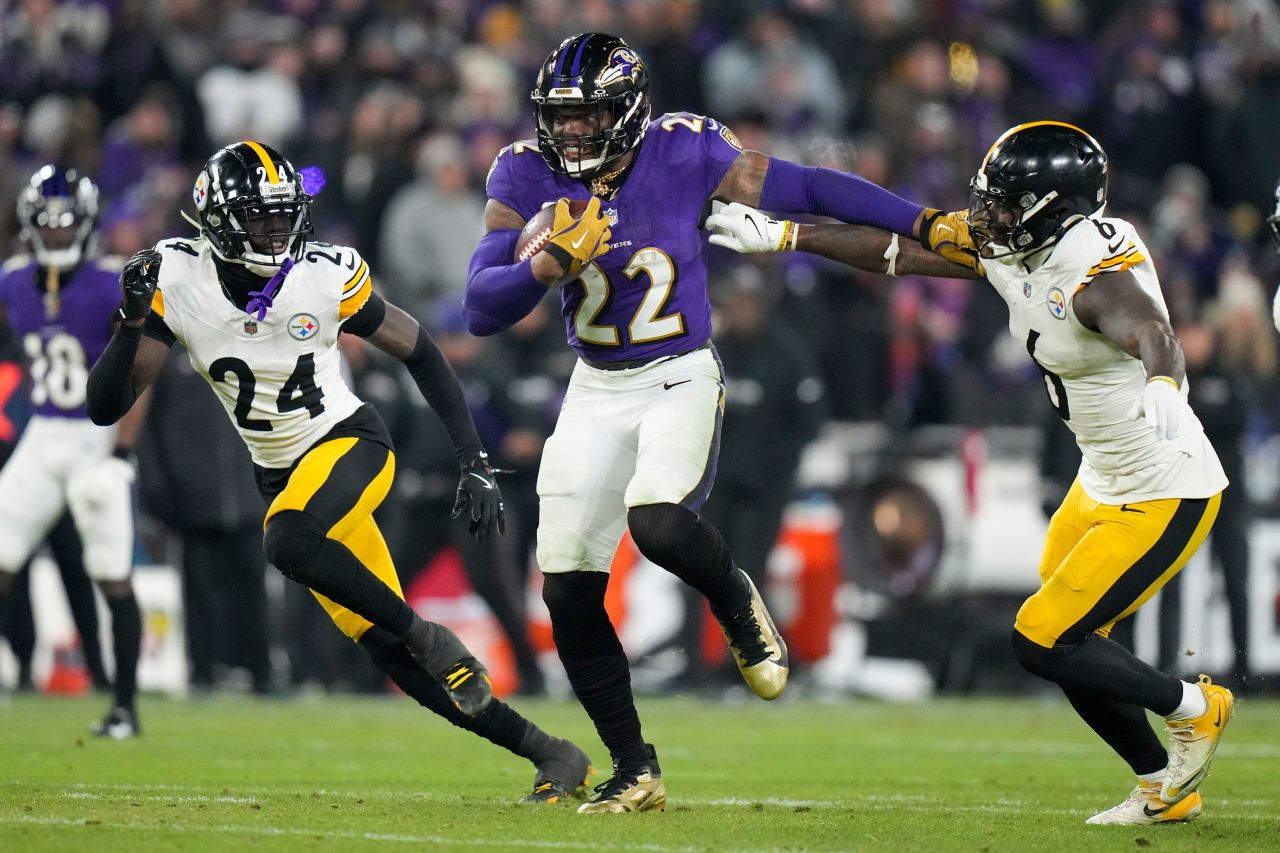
1162,674,1235,804
715,571,789,700
1085,782,1202,825
577,745,665,814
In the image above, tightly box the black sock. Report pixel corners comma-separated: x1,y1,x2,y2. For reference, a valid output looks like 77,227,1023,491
628,503,749,618
264,511,417,635
1060,685,1167,775
1013,630,1184,715
543,572,647,766
106,595,142,712
359,626,538,757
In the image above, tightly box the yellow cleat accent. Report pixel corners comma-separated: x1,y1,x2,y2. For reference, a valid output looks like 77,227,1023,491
1162,674,1235,804
1086,782,1202,825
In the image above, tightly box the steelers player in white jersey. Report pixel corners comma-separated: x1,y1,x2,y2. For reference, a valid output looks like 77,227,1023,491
705,122,1236,825
86,141,591,803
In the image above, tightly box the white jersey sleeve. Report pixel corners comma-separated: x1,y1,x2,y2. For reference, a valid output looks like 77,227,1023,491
151,237,370,468
983,217,1227,504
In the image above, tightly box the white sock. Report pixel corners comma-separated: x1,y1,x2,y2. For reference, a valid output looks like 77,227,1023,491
1137,768,1166,786
1166,680,1208,720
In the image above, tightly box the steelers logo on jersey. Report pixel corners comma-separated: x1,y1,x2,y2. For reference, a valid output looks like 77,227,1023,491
289,312,320,340
1047,287,1067,320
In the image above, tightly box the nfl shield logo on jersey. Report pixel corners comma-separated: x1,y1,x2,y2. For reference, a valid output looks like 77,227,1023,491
243,318,258,335
288,313,319,340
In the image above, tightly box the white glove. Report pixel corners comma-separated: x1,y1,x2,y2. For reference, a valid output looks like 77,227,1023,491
1126,376,1182,441
704,201,796,254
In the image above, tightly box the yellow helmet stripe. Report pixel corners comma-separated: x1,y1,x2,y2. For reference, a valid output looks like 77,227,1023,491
241,140,280,184
981,120,1098,171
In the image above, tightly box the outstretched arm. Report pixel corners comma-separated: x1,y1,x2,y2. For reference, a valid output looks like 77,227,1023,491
711,149,929,237
351,296,504,539
704,202,980,279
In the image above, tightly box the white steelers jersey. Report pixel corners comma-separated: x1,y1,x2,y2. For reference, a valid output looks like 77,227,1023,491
149,236,372,468
983,216,1227,503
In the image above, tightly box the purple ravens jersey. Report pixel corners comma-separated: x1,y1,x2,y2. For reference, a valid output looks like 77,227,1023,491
0,258,120,418
487,112,742,363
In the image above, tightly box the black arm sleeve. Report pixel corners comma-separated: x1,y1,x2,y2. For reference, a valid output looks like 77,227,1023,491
403,326,484,463
341,291,387,338
86,323,143,426
142,311,177,346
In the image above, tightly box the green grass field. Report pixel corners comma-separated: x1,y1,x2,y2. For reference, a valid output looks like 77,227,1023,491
1,691,1276,852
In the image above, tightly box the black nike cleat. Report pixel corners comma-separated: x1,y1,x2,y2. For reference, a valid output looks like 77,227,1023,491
522,737,593,804
440,657,493,718
91,706,140,740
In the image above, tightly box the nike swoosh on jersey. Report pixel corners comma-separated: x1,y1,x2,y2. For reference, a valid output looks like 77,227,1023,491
663,380,691,390
467,471,494,490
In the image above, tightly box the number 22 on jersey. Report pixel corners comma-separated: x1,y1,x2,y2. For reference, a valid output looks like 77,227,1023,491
574,247,685,346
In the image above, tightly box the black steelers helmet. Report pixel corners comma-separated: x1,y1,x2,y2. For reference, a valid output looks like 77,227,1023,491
968,121,1108,260
17,165,99,269
531,33,652,179
192,141,312,273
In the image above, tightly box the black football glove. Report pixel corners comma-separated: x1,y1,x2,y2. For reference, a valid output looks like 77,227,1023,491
119,249,162,323
452,450,506,541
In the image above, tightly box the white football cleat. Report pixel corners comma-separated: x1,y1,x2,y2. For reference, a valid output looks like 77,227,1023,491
1085,781,1202,825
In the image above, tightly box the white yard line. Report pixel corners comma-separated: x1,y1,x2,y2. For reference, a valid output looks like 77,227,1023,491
3,815,708,852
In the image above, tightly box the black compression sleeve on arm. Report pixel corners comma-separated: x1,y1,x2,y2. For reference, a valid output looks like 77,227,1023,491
404,326,484,462
86,323,141,426
341,291,387,338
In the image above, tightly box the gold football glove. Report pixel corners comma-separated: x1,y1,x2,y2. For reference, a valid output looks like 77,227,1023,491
921,208,982,271
544,196,611,278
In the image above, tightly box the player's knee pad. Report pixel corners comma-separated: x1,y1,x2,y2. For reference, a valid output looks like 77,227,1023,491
262,510,327,584
541,571,610,650
626,502,698,569
1012,628,1065,681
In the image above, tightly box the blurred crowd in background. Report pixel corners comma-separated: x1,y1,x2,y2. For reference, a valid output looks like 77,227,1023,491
3,0,1280,696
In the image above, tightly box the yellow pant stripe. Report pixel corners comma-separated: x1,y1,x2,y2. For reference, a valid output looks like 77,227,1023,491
263,437,358,525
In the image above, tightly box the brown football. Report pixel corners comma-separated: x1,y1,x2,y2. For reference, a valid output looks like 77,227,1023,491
514,199,591,262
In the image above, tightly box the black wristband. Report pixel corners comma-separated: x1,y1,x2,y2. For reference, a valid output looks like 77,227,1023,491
542,242,572,271
116,321,143,341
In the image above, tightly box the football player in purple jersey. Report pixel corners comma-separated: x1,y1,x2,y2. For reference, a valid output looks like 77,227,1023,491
465,32,962,812
0,166,147,738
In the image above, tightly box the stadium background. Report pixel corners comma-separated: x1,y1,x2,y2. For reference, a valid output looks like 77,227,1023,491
3,0,1280,699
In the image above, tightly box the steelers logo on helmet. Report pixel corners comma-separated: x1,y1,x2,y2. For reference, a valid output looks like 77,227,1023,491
193,170,210,211
967,121,1107,263
531,33,652,180
194,141,314,276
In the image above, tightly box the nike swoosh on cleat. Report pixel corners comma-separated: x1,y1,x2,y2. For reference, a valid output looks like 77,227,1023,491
663,380,691,390
1142,803,1170,817
1119,504,1145,514
1214,706,1222,727
467,471,495,489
